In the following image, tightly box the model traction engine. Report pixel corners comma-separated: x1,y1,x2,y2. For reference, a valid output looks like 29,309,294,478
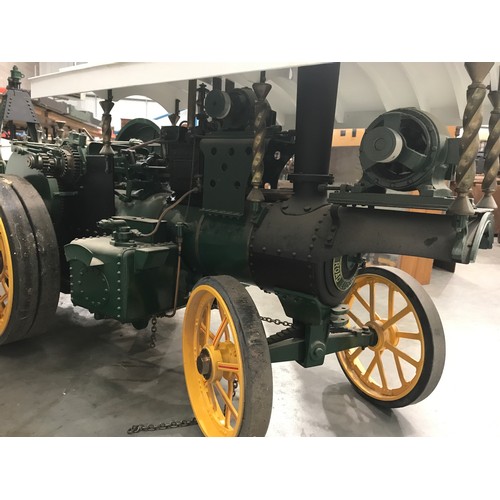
0,63,496,437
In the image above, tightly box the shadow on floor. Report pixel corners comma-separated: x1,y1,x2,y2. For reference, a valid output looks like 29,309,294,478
321,383,414,437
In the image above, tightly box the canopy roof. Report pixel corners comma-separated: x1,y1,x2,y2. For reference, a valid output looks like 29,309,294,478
29,62,500,129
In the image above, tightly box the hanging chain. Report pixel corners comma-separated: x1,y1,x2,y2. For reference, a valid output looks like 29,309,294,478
149,316,158,348
260,316,293,327
127,417,197,435
128,313,361,434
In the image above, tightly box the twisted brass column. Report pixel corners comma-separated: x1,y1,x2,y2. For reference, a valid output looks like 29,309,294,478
448,62,494,215
477,73,500,209
99,90,115,156
248,72,271,203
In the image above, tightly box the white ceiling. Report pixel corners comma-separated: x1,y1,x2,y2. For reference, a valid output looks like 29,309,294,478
29,62,500,130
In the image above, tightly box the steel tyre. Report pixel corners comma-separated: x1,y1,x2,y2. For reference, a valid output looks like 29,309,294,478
183,275,273,436
337,266,445,408
0,175,59,345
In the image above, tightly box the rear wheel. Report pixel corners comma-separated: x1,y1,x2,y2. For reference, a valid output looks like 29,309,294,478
183,275,273,437
336,266,445,408
0,175,60,345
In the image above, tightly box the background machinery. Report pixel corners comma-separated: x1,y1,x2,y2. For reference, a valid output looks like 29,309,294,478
0,62,497,436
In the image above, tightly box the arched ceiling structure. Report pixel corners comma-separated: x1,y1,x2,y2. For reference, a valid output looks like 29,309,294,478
29,62,500,130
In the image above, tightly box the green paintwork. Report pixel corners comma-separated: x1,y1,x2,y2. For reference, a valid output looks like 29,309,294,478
4,150,63,223
163,205,254,283
268,288,375,367
200,137,253,217
65,235,179,325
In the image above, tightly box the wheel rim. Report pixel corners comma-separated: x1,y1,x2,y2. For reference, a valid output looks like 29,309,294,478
0,217,13,336
183,284,245,437
337,271,425,401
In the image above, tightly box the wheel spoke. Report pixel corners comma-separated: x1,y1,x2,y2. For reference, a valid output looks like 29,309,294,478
393,349,407,386
205,381,219,412
225,377,235,428
397,331,421,340
398,147,426,171
388,285,395,318
215,380,238,422
382,305,412,331
212,316,229,347
199,305,211,343
375,352,388,390
217,362,239,374
385,343,420,368
347,311,365,328
218,307,230,342
369,281,376,321
353,289,381,321
347,347,362,362
364,354,377,379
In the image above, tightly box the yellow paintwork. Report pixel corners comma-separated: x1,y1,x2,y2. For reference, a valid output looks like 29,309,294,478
0,217,13,336
183,284,245,437
337,273,425,401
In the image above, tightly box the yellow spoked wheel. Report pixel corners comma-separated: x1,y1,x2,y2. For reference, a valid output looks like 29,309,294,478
0,175,60,345
0,217,13,335
183,275,272,437
337,266,445,408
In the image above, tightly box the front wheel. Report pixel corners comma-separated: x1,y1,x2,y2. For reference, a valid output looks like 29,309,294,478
336,266,445,408
182,275,273,437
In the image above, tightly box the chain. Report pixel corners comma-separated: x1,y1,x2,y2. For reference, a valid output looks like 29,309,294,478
260,316,293,327
149,316,157,348
127,417,197,435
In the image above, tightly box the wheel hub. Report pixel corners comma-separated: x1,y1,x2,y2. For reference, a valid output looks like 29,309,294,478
197,348,212,380
366,320,399,351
